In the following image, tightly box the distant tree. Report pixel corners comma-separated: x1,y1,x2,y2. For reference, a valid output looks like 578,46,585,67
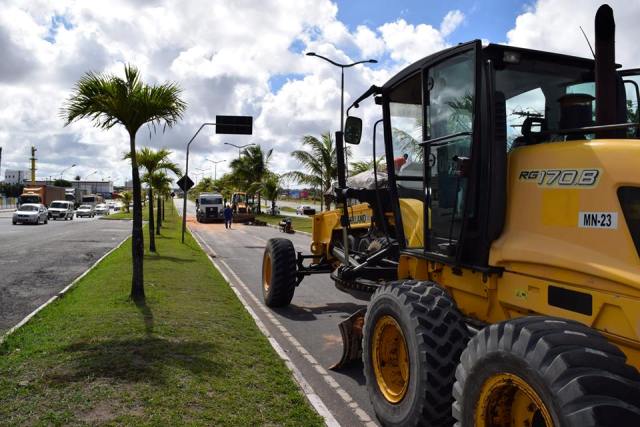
147,171,174,234
53,179,72,187
61,64,186,302
284,132,345,211
127,147,181,252
261,173,280,214
120,191,132,213
229,145,272,213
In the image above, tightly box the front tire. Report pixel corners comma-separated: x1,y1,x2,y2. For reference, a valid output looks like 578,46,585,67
453,316,640,427
262,238,297,307
363,281,469,426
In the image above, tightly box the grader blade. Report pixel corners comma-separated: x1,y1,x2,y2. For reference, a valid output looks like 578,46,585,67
330,308,366,370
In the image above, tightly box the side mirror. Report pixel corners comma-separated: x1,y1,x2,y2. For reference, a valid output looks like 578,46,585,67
344,116,363,145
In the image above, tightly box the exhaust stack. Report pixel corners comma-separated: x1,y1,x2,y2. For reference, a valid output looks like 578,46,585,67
594,4,618,138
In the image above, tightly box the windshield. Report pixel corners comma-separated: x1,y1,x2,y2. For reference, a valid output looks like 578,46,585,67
495,56,636,150
19,195,41,204
234,194,247,203
79,205,91,210
200,197,223,205
50,202,67,208
82,196,96,202
19,205,39,212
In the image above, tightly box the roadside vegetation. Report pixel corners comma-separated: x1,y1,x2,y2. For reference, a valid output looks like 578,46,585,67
0,204,322,426
61,64,187,302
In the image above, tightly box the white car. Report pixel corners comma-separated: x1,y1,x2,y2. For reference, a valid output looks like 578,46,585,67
13,203,48,225
94,203,110,215
48,200,75,221
76,204,95,218
296,205,316,215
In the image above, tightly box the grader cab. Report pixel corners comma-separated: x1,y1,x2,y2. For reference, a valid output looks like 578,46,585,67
262,5,640,426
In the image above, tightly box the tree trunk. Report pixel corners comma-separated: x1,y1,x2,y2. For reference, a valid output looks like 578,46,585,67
148,187,156,252
156,192,161,235
162,197,165,221
320,185,324,211
129,131,145,302
257,191,261,214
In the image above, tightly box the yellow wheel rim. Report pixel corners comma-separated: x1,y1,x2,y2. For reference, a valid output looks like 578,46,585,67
262,251,272,293
372,315,409,403
476,373,554,427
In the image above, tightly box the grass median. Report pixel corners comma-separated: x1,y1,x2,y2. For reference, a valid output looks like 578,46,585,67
0,204,323,426
255,213,313,234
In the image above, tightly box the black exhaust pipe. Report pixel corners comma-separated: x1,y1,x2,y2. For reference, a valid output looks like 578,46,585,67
594,4,619,138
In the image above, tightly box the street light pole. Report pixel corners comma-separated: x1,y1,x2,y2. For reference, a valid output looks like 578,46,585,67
224,142,256,159
206,159,226,181
305,52,377,178
59,163,77,180
306,52,377,266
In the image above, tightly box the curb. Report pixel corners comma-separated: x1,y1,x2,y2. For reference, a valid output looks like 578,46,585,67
188,227,340,427
0,233,132,344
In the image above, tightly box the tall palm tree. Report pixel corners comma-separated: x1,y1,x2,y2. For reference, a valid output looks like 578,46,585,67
127,147,181,252
229,145,272,213
284,132,346,211
61,65,186,302
147,171,174,234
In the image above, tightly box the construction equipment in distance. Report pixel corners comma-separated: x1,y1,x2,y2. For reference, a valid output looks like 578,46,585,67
231,191,255,223
261,5,640,426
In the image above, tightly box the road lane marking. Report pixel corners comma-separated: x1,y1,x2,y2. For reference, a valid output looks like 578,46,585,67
189,230,344,427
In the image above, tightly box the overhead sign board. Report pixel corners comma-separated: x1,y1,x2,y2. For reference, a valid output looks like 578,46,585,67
215,115,253,135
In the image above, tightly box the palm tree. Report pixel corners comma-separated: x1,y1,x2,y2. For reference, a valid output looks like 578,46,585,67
261,173,280,214
284,132,347,211
61,64,186,302
120,191,133,213
350,156,386,176
229,145,272,213
147,171,174,234
127,147,181,252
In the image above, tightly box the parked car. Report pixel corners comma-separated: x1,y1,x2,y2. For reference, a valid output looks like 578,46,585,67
48,200,75,220
13,203,48,225
76,204,95,218
94,203,110,215
296,205,316,215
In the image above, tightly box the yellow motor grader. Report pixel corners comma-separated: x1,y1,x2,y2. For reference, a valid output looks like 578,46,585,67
261,5,640,426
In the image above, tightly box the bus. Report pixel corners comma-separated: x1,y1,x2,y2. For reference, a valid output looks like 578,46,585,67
80,194,104,208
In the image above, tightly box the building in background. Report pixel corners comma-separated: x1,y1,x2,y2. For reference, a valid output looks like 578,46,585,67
4,169,29,184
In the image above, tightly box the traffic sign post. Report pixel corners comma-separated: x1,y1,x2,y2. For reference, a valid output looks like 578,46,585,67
181,117,253,243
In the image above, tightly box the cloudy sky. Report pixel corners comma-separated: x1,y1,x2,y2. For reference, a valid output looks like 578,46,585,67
1,0,639,185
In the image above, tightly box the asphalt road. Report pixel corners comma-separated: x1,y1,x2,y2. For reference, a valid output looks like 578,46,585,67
0,211,131,334
176,199,377,426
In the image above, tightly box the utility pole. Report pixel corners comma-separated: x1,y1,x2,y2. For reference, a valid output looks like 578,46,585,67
30,146,37,185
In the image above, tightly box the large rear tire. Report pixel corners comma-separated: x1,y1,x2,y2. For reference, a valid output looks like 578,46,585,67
453,316,640,427
262,238,297,307
363,281,469,426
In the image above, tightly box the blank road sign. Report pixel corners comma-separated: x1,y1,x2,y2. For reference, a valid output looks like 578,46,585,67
215,115,253,135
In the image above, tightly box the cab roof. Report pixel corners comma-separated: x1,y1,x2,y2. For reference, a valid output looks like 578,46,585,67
381,40,597,91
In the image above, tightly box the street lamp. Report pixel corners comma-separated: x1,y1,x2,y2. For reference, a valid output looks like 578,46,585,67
224,142,256,158
84,170,97,180
305,52,377,175
59,163,76,179
206,158,226,180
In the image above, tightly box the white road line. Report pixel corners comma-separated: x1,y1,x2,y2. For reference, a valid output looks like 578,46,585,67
189,230,342,427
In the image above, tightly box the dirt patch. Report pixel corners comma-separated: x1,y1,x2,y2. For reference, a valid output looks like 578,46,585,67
78,402,117,424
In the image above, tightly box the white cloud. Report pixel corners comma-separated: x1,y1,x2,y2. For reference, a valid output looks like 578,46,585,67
0,1,469,185
440,10,464,37
507,0,640,68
